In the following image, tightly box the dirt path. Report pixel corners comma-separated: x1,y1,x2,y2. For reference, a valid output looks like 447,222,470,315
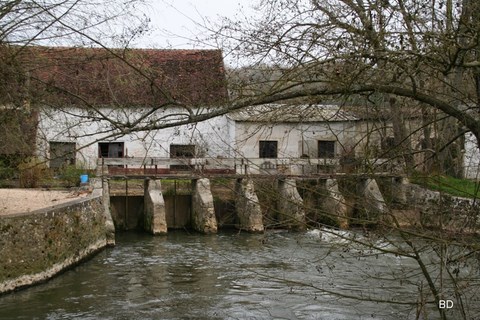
0,189,88,216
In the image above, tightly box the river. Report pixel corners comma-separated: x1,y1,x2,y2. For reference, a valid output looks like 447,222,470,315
0,230,473,319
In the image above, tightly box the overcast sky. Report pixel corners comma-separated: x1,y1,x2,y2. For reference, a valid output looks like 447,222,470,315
134,0,256,49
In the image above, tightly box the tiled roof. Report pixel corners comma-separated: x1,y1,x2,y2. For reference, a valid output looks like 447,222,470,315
0,106,38,156
228,104,359,122
14,46,228,107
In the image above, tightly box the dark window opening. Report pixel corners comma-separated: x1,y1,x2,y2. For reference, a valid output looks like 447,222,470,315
382,137,396,152
421,137,437,150
98,142,124,158
49,142,76,169
170,144,196,158
170,144,196,170
318,140,335,158
259,141,278,158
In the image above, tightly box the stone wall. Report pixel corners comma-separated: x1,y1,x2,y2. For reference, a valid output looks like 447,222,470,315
0,191,107,294
406,184,480,232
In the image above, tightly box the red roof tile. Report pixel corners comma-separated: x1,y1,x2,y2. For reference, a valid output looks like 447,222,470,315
15,46,228,107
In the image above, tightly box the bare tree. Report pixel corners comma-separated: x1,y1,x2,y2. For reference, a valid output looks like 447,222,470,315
199,1,480,319
0,0,150,173
1,1,479,318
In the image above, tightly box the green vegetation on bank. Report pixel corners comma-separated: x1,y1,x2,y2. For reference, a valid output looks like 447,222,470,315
411,173,480,199
0,156,94,188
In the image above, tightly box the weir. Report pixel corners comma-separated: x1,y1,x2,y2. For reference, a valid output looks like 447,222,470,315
104,176,391,234
99,157,394,234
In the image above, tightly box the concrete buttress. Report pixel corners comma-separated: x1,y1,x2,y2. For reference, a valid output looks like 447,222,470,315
235,178,264,232
101,177,115,246
324,179,349,229
144,179,168,235
358,178,389,217
391,177,409,205
277,179,306,230
192,178,218,234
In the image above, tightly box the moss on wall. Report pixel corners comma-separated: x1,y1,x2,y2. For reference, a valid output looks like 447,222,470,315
0,196,106,293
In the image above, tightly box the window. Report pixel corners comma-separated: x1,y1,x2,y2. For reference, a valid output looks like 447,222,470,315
318,140,335,158
259,141,278,158
98,142,124,158
170,144,195,158
170,144,196,170
49,142,76,168
382,137,396,152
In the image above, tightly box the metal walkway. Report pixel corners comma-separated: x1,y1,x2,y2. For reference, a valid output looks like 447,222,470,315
98,157,402,179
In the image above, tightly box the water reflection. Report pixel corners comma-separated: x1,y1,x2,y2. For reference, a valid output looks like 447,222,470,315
0,230,476,319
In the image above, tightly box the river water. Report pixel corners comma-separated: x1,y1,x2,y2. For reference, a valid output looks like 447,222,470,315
0,230,471,319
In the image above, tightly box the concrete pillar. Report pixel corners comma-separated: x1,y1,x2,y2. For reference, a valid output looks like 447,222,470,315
391,177,409,205
192,178,218,234
324,179,349,229
144,179,168,235
96,164,109,178
101,177,115,246
235,178,264,233
358,178,389,217
277,179,306,230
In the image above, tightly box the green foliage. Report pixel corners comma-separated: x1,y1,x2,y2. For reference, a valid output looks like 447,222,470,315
17,157,50,188
411,173,480,199
58,165,89,188
0,159,15,179
162,179,192,196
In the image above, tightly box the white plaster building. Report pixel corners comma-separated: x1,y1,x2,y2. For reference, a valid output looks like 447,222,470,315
464,132,480,179
36,106,235,169
11,46,478,179
14,46,232,169
227,104,360,159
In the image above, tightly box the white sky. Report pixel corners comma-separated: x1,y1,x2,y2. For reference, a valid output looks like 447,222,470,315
134,0,257,49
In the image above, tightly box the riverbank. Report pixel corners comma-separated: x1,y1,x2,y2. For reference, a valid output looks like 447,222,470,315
0,187,108,295
0,188,90,215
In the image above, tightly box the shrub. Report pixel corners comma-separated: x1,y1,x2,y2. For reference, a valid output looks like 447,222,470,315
17,157,49,188
58,165,87,188
0,159,15,179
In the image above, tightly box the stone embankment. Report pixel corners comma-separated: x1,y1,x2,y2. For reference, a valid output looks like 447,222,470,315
405,183,479,232
0,180,113,294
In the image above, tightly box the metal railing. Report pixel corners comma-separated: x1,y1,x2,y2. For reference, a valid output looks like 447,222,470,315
97,157,398,178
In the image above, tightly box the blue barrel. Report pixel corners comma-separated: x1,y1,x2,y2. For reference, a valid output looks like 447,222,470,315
80,174,89,184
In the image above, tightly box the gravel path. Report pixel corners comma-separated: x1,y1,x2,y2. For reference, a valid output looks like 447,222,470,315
0,189,88,215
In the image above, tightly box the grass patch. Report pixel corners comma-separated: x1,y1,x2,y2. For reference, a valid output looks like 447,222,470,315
411,173,480,199
162,179,192,196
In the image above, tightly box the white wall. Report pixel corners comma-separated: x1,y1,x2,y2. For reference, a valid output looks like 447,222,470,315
464,132,480,179
232,120,357,158
36,106,234,169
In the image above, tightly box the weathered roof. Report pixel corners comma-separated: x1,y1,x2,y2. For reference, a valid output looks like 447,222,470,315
12,46,228,107
0,106,38,156
228,104,359,122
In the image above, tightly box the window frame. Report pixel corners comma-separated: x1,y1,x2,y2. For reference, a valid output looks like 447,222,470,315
259,140,278,158
318,140,336,158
